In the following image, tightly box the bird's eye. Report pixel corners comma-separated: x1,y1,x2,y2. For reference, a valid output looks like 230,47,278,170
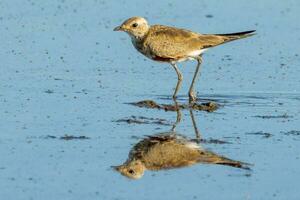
132,23,138,28
128,169,135,174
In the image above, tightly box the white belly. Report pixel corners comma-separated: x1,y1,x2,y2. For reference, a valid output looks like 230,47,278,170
175,49,207,63
187,49,207,57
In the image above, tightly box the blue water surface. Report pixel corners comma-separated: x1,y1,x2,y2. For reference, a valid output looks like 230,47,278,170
0,0,300,199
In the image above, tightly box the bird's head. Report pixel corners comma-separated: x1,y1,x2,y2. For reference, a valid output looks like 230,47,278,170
112,160,145,179
113,17,149,39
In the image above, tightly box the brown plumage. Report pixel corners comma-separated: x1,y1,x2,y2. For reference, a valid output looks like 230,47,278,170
142,26,254,61
113,132,251,179
114,17,255,102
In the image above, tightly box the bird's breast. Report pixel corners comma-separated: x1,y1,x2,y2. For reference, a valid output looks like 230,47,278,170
131,38,144,53
130,37,167,62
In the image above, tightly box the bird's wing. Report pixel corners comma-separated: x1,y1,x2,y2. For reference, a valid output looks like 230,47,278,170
143,25,226,59
129,133,176,159
128,134,166,160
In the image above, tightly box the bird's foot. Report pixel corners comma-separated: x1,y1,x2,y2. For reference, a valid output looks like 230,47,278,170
188,92,197,104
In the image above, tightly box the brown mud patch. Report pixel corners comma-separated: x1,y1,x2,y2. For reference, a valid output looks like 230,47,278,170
129,100,219,112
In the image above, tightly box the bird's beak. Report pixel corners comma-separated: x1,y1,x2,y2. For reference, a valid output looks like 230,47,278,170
111,165,121,171
113,26,123,31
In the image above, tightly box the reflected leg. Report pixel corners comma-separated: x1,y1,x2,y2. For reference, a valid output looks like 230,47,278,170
189,109,201,142
171,99,182,132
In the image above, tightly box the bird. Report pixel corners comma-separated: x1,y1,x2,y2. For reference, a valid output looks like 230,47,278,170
112,132,251,179
114,17,255,102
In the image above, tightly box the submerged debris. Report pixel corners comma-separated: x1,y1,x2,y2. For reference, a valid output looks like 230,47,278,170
253,113,292,119
114,116,172,126
44,135,57,139
199,138,232,144
129,100,219,112
205,14,214,18
131,100,161,109
191,138,231,144
245,131,273,138
190,102,219,112
44,89,54,94
44,135,90,140
60,135,90,140
281,130,300,136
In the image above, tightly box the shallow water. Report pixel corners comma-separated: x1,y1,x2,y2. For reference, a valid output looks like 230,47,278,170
1,0,300,199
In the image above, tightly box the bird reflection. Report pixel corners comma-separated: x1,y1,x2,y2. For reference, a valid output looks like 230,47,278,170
113,100,251,179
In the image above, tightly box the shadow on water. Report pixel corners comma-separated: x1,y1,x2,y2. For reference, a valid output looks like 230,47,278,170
113,100,251,179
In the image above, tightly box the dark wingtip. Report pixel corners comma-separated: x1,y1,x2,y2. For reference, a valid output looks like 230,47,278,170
239,30,256,35
217,160,254,170
217,30,256,37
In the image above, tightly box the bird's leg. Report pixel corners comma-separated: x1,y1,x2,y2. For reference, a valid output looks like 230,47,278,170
171,99,182,132
188,56,203,103
170,63,183,100
189,109,202,143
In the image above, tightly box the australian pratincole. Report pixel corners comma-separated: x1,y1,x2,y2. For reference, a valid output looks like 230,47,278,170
114,17,255,102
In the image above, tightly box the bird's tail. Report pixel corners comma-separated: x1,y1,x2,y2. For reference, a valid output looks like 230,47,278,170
216,30,256,42
198,151,252,170
214,156,252,170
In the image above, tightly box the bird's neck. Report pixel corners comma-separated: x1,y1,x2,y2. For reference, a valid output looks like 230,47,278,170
130,36,143,53
129,27,149,42
129,35,142,43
